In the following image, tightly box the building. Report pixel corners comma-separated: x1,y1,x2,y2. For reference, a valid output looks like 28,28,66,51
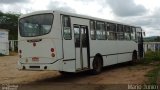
0,29,9,55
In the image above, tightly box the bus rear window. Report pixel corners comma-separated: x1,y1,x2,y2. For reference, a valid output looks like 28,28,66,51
19,14,53,37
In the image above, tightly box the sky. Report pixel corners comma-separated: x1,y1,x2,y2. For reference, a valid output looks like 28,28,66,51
0,0,160,37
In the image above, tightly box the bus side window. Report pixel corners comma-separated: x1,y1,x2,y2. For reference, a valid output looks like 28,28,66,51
117,24,124,40
124,26,131,40
74,26,80,47
90,20,96,40
131,27,136,40
63,15,72,40
106,23,116,40
96,21,106,40
136,27,143,42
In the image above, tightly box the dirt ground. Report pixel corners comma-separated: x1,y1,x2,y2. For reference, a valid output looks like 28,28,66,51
0,54,156,85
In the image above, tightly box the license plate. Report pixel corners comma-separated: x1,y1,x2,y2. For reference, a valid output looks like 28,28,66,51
32,57,39,61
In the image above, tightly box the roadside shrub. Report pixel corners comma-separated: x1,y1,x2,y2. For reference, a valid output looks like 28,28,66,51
141,51,160,64
145,51,160,61
145,64,160,84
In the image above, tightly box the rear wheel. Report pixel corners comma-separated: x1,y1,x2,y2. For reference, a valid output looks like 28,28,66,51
91,56,103,75
59,71,69,76
131,51,137,64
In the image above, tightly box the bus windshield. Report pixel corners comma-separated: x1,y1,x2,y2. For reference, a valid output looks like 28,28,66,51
19,14,53,37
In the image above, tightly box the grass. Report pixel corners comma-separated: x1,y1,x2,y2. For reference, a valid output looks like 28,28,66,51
139,51,160,65
143,51,160,85
145,64,160,84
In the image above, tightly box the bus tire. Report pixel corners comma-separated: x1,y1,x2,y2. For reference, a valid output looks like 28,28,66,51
91,56,103,75
59,71,69,76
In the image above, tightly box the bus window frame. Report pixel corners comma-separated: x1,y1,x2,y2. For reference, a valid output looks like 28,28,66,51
90,20,96,40
131,27,136,41
63,15,72,40
19,13,54,37
96,21,107,40
106,22,117,40
124,25,131,41
117,24,124,40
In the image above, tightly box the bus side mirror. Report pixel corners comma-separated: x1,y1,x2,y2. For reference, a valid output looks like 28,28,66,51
143,32,145,37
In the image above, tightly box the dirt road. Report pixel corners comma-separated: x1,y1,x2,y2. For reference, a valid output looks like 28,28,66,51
0,55,156,85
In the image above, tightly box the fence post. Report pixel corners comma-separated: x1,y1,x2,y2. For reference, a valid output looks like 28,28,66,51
9,40,18,52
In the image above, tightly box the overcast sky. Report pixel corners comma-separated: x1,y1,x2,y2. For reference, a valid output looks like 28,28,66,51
0,0,160,37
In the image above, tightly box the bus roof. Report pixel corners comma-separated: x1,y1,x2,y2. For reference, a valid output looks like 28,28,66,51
19,10,140,27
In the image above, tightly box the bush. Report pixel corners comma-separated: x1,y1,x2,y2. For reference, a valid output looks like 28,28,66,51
140,51,160,64
145,51,160,61
145,64,160,84
144,51,160,84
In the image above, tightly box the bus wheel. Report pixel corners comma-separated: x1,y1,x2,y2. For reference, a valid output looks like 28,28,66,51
131,51,137,64
59,71,69,76
91,56,103,75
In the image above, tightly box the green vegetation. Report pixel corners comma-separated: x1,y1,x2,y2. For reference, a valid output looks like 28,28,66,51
143,51,160,84
145,65,160,84
0,11,20,40
144,36,160,42
140,51,160,65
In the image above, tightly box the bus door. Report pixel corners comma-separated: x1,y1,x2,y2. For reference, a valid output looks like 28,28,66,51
74,25,90,70
136,28,144,58
137,32,144,58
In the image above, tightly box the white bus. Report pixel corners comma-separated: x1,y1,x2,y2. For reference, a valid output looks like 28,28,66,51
17,10,144,74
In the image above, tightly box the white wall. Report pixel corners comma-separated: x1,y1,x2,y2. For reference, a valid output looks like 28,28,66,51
0,29,9,55
144,42,160,53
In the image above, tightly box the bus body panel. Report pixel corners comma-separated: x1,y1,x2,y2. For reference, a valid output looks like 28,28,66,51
52,12,63,63
62,60,76,72
104,55,118,66
18,12,63,71
19,38,57,64
90,40,118,67
18,60,61,71
61,14,76,72
117,41,138,63
62,38,76,72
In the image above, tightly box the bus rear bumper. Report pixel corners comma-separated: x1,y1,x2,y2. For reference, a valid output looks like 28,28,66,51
17,60,61,71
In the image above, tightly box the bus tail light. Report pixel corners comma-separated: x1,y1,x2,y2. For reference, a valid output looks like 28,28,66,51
19,50,22,53
51,48,54,52
33,42,36,47
19,50,22,58
51,53,55,57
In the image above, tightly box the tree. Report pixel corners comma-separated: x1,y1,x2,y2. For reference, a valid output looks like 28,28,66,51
154,36,160,42
0,11,20,40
